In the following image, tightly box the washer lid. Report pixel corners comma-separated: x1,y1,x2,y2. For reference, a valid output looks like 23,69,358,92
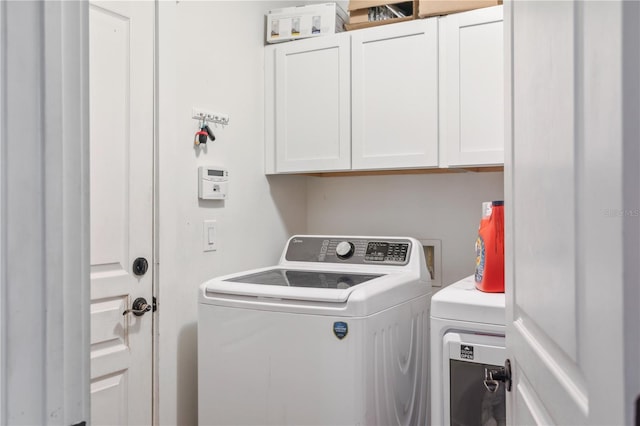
224,268,383,289
431,276,506,326
203,267,388,304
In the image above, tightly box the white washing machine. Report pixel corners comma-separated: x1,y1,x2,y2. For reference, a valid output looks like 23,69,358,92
198,235,432,426
430,276,506,426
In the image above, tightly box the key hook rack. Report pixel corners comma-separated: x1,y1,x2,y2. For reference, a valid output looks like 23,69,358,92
192,110,230,127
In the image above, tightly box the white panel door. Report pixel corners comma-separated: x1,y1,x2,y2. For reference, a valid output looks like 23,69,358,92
351,19,439,170
442,6,504,167
505,1,635,424
274,34,351,173
89,2,154,425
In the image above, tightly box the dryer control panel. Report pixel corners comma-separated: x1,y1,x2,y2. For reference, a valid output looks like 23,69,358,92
285,236,411,265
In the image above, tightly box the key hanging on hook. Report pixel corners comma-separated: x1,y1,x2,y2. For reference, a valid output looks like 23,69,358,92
200,116,215,143
194,119,201,145
194,117,208,145
194,130,208,145
203,123,216,142
197,129,208,145
193,114,220,145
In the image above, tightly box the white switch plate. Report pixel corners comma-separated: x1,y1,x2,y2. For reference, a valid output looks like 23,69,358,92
203,220,217,252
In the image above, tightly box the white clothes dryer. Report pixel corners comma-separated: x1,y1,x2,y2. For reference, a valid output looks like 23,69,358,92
198,235,432,426
430,276,506,426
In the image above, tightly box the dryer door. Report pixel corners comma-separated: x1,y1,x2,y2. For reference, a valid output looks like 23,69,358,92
443,332,505,426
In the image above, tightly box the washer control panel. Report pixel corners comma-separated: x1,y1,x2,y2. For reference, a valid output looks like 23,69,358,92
285,236,411,265
364,241,409,263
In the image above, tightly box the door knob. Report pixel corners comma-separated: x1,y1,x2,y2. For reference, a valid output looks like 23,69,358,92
484,359,512,392
132,257,148,276
122,297,151,316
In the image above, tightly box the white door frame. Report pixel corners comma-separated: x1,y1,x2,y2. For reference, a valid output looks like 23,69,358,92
152,1,161,424
0,1,90,424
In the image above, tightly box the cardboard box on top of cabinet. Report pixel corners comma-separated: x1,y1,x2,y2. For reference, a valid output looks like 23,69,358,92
266,3,348,44
417,0,501,18
345,0,417,31
348,0,415,9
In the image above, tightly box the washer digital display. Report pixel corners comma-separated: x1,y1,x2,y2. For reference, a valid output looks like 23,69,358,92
365,242,389,261
365,242,409,262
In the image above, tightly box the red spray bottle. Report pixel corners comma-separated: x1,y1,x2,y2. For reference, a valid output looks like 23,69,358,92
475,200,504,293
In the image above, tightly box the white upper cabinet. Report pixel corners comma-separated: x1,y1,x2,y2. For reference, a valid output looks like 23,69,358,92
265,7,505,174
441,6,504,167
351,19,439,170
268,34,351,173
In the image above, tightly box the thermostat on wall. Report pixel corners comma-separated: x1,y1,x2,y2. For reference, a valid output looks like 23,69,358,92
198,166,228,200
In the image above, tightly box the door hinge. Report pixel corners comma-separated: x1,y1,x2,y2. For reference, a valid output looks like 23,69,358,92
152,296,157,312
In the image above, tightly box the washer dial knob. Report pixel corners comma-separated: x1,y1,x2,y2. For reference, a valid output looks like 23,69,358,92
336,241,355,259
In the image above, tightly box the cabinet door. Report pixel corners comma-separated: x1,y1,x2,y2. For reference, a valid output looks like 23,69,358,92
274,34,351,173
442,6,504,167
352,20,439,170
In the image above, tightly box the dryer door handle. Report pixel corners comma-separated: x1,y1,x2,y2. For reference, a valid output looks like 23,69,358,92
484,359,512,393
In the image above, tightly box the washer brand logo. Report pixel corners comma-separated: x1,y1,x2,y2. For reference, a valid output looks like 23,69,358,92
461,345,474,360
333,322,348,340
292,239,303,244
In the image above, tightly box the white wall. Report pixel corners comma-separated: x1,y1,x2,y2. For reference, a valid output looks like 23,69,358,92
157,2,308,424
306,172,504,286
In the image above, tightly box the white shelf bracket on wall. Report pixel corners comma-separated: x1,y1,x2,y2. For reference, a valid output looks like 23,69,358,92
192,107,230,126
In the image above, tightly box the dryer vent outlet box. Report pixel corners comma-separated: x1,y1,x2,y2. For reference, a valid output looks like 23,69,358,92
420,239,442,287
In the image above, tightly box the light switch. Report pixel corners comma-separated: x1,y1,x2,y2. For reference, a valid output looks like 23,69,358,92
203,220,217,252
